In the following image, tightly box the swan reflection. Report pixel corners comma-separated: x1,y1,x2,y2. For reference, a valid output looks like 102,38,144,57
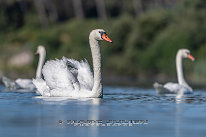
175,93,196,104
34,96,101,105
88,98,100,137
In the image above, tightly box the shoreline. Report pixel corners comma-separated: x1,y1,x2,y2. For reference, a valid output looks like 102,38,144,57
103,74,206,90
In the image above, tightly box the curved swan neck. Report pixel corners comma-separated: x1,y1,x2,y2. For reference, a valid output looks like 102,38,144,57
89,32,102,97
176,51,189,87
36,50,46,79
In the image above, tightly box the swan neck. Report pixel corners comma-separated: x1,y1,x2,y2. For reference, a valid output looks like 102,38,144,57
36,50,46,79
176,52,188,87
89,33,102,97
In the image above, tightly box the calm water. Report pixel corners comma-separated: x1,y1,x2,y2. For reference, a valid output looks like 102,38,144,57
0,85,206,137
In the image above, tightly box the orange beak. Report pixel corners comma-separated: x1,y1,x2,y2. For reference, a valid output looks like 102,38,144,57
188,53,195,61
102,33,112,43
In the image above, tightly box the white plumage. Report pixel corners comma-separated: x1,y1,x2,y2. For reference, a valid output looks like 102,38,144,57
33,57,94,97
33,29,112,98
15,79,35,90
2,45,46,91
154,82,192,95
66,58,94,90
154,49,195,95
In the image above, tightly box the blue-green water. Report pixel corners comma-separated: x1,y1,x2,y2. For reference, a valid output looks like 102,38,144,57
0,85,206,137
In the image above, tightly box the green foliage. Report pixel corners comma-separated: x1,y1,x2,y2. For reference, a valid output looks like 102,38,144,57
114,10,173,75
0,10,7,31
1,0,206,84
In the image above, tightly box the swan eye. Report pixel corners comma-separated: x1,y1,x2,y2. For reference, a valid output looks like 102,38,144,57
99,31,104,36
186,52,190,55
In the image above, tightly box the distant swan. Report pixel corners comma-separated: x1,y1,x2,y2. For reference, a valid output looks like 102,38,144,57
2,45,46,90
32,29,112,97
153,49,195,94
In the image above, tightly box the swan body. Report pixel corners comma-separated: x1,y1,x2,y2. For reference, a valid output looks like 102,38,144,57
2,76,35,90
154,82,192,95
15,78,35,90
2,46,46,90
154,49,195,95
33,57,94,97
33,29,112,97
2,76,20,90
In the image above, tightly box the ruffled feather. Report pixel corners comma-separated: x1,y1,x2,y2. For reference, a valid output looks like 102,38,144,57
33,57,94,97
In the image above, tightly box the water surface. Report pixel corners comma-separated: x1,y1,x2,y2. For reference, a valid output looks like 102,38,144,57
0,85,206,137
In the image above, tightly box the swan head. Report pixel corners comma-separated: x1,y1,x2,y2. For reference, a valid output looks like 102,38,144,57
90,29,112,43
179,49,195,61
35,45,46,55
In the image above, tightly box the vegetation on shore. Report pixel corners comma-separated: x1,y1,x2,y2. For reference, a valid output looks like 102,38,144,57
0,0,206,87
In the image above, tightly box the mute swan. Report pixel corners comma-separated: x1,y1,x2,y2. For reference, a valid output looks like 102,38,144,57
32,29,112,97
153,49,195,94
2,45,46,90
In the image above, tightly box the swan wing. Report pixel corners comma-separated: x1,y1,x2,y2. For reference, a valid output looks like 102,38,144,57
153,82,171,94
164,82,192,94
63,57,94,90
33,78,94,97
15,78,35,90
42,58,80,91
32,78,50,96
2,76,20,90
154,82,192,94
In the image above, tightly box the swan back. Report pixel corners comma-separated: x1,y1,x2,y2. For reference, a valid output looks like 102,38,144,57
2,76,20,90
164,82,193,94
15,78,35,90
64,57,94,90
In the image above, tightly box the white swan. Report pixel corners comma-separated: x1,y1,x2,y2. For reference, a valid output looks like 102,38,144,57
32,29,112,97
153,49,195,95
2,45,46,90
